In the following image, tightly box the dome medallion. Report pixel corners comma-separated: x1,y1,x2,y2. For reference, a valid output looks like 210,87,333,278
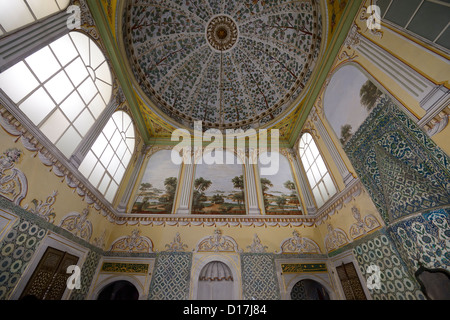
122,0,323,131
206,15,239,52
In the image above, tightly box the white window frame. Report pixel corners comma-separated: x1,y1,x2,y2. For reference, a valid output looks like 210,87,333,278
299,133,337,208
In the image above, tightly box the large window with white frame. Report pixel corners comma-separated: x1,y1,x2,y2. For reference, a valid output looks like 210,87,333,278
0,31,113,158
0,0,70,37
78,111,135,203
376,0,450,51
299,133,337,208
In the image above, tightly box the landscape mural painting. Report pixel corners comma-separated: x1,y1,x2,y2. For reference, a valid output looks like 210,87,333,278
192,151,246,215
324,64,385,146
131,150,180,214
259,152,303,215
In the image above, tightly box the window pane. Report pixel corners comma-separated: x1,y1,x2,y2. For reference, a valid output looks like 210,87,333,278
315,156,328,177
113,164,126,183
311,163,322,183
91,133,108,157
44,70,73,104
312,187,324,208
79,111,135,203
59,91,84,121
65,57,89,87
78,151,96,177
323,173,337,197
105,181,118,203
50,35,78,66
89,162,105,187
87,94,106,119
98,175,111,194
100,144,114,167
384,0,422,27
0,0,34,33
436,26,450,49
73,109,95,136
77,77,97,104
40,109,70,143
25,46,60,83
0,62,39,103
27,0,59,20
299,133,336,208
55,126,82,157
19,88,55,125
407,2,450,42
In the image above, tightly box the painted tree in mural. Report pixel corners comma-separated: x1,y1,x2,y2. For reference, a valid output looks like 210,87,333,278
284,180,300,206
340,124,353,145
359,80,383,111
192,177,212,213
136,183,152,211
232,175,245,211
260,178,273,210
276,196,287,211
159,177,177,213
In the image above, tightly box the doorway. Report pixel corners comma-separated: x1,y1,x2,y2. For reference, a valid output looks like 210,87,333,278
20,247,79,300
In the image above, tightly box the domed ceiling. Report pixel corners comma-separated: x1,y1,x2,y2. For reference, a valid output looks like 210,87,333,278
122,0,323,131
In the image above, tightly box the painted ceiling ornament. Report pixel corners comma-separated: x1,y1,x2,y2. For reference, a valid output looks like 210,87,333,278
349,206,381,239
60,208,93,241
195,228,242,252
122,0,323,130
324,223,349,253
247,233,268,253
277,230,320,254
165,232,188,252
206,15,239,52
110,228,154,253
0,148,28,205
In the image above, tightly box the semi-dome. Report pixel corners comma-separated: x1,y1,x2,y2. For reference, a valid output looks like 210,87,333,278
122,0,323,131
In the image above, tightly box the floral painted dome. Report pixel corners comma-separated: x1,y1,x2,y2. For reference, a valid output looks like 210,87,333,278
122,0,323,130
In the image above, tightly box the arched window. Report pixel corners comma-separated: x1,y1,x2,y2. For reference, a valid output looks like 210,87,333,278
0,0,70,36
299,133,337,208
78,111,135,203
0,31,113,158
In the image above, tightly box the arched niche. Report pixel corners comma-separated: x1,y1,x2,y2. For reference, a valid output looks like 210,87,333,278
96,280,139,300
323,63,387,146
258,151,302,215
192,150,246,215
197,261,234,300
290,279,331,300
131,149,181,214
190,254,242,300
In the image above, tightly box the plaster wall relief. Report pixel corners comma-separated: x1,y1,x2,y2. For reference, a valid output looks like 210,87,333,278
59,208,93,242
109,229,154,253
0,148,27,206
